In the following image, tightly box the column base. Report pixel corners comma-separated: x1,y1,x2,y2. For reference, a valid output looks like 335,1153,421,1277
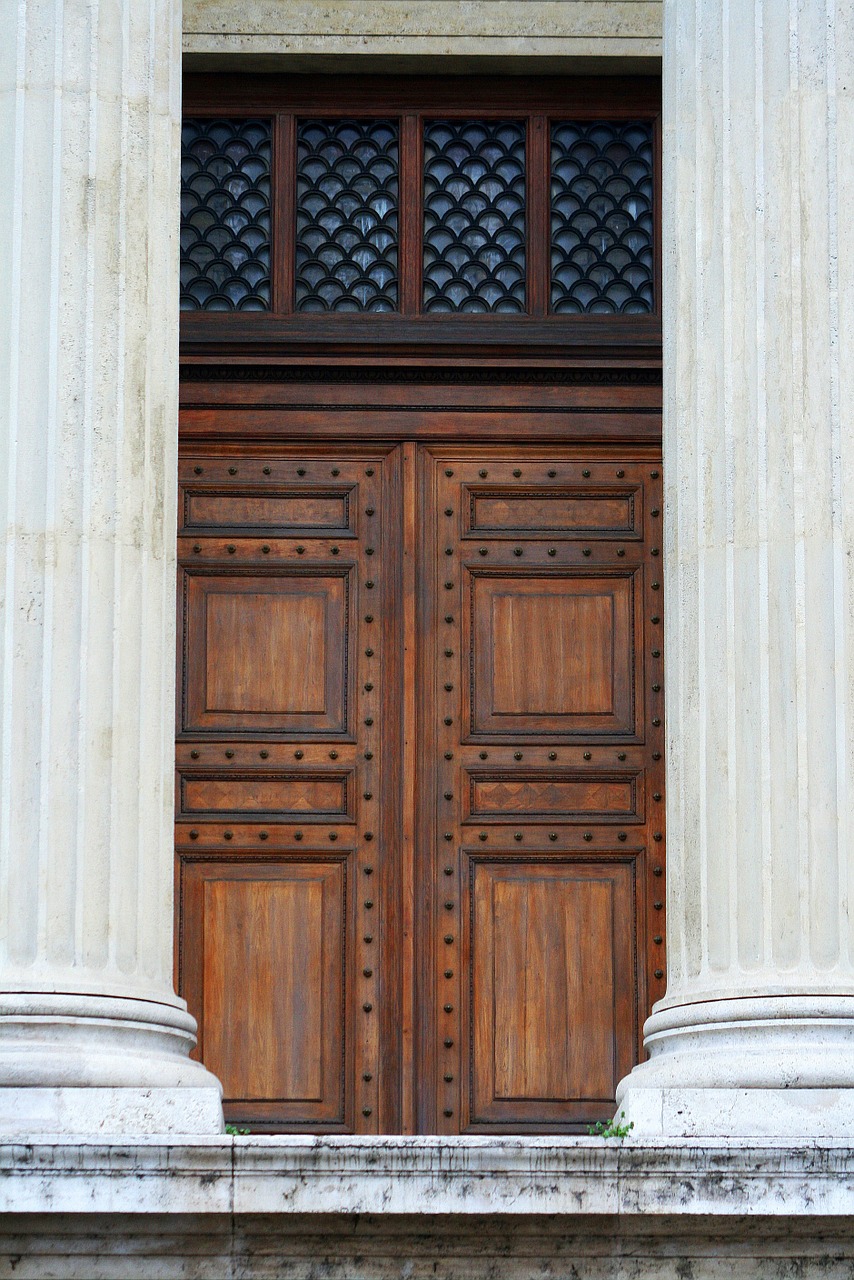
0,993,223,1137
0,1085,223,1138
616,994,854,1137
615,1085,854,1138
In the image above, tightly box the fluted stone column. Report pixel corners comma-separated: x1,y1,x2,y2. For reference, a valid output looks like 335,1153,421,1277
617,0,854,1136
0,0,222,1134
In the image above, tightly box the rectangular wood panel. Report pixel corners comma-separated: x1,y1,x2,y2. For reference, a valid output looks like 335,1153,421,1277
181,567,352,736
491,589,614,713
206,590,327,711
181,486,355,536
465,770,641,823
467,569,638,738
466,857,636,1124
465,487,641,538
180,857,348,1125
179,770,352,820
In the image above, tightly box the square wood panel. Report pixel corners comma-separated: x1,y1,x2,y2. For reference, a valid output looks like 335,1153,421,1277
464,856,637,1128
465,569,638,740
181,567,353,737
179,856,349,1126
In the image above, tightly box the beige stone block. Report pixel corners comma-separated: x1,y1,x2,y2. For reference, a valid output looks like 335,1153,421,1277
182,0,662,68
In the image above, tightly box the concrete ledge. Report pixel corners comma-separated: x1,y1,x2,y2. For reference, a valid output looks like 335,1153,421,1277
2,1136,854,1218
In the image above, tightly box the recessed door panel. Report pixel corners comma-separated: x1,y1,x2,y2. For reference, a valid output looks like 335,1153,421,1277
181,857,348,1123
181,485,356,537
464,769,642,824
178,769,354,821
467,569,638,738
182,568,351,736
466,856,636,1126
464,486,643,539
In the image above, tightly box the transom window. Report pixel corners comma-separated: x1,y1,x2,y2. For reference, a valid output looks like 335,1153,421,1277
180,80,658,320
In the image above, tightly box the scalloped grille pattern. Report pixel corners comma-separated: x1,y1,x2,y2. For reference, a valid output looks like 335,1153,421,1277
295,119,399,312
423,120,526,313
180,119,272,311
551,121,654,314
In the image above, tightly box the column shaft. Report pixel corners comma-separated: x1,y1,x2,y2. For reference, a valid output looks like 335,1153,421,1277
618,0,854,1136
0,0,221,1134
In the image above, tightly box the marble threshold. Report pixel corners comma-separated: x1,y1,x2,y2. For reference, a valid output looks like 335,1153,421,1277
1,1135,853,1218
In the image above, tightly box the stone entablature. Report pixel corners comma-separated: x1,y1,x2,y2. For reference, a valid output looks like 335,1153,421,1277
182,0,662,67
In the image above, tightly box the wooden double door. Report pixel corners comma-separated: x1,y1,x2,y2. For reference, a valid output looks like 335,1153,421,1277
176,439,665,1133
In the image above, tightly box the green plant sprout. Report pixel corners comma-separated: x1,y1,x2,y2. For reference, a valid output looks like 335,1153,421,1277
587,1111,634,1139
225,1124,251,1136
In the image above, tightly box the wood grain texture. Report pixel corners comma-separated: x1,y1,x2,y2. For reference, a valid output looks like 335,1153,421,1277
468,570,637,736
468,858,634,1122
175,416,664,1138
182,568,351,736
419,447,663,1133
206,589,327,712
179,770,352,820
465,487,641,537
182,856,347,1122
176,449,398,1133
466,771,640,822
181,487,355,535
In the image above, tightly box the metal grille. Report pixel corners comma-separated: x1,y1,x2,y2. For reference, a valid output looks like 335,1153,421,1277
551,121,654,314
423,120,526,313
295,119,399,312
180,118,272,311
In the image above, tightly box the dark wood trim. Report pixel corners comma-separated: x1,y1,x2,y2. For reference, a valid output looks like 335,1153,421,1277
400,441,418,1131
177,371,663,444
180,313,662,366
272,114,295,313
378,443,407,1133
179,366,662,387
399,115,421,316
527,115,549,318
183,74,661,117
178,415,661,452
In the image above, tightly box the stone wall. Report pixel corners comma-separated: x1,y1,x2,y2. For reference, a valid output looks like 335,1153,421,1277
182,0,662,71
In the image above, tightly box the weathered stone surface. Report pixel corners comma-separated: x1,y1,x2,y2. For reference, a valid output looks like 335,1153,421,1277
182,0,662,68
3,1138,854,1277
0,0,222,1133
618,0,854,1137
2,1136,854,1218
4,1215,854,1279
